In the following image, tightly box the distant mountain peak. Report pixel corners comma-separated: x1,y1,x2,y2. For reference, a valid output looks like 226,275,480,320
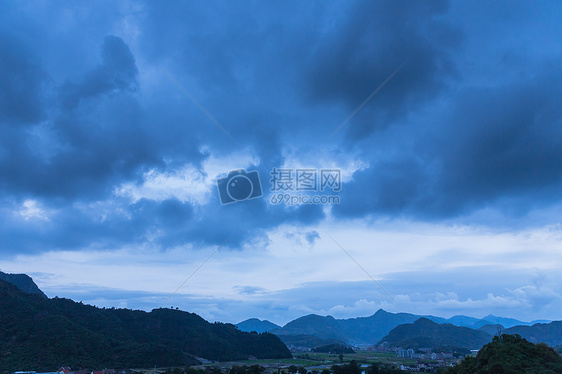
269,309,552,348
378,316,492,350
236,318,281,333
0,271,47,298
414,317,436,325
303,313,335,319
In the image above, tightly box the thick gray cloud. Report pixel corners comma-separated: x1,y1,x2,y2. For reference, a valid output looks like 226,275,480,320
303,0,462,138
0,0,561,259
335,59,562,219
0,32,48,125
59,35,139,109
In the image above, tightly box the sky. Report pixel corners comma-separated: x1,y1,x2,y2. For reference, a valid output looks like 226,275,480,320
1,0,562,326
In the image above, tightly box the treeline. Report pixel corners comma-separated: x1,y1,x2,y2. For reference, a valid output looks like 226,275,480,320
280,361,402,374
446,334,562,373
157,365,265,374
170,361,408,374
332,361,402,374
0,280,291,373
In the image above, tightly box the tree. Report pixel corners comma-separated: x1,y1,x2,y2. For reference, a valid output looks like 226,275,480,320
347,361,360,374
247,365,264,374
365,363,379,374
446,334,562,373
229,366,245,374
339,354,344,363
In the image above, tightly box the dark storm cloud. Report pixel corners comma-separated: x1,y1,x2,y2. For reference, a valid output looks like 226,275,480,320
432,64,562,213
336,157,430,217
0,32,206,201
336,58,562,219
59,36,139,110
0,93,165,199
0,32,49,125
303,0,462,138
1,0,561,258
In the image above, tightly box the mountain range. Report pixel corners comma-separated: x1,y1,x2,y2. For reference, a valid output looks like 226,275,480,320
377,318,493,350
378,318,562,351
3,269,561,371
236,309,554,347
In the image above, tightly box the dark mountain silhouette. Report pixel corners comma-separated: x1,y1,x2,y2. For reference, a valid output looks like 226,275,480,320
272,314,346,341
377,318,492,350
0,279,291,372
477,324,505,336
236,318,281,333
504,321,562,346
447,334,562,373
271,310,425,345
444,315,482,327
473,314,539,329
269,309,551,346
0,270,47,298
339,310,439,344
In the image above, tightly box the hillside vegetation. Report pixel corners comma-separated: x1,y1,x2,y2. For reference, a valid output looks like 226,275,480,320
447,334,562,373
377,318,492,350
0,279,291,373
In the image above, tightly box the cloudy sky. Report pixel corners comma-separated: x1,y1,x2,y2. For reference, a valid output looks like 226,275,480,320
1,0,562,325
